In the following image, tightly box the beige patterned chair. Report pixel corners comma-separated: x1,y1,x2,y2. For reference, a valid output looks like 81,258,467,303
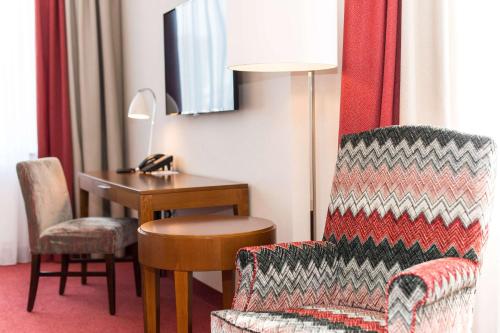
16,157,140,315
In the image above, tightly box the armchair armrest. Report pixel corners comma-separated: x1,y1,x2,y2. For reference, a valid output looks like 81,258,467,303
232,241,337,312
387,257,478,333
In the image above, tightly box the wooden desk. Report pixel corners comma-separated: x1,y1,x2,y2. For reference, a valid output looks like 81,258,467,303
79,171,250,332
78,171,250,225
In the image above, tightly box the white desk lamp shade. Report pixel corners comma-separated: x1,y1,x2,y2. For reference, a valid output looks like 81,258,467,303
128,91,151,120
226,0,338,72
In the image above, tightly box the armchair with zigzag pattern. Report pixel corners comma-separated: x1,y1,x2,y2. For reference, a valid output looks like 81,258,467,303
211,126,496,333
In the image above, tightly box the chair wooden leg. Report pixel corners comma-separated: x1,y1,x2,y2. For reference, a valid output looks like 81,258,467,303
132,245,142,297
59,254,70,295
81,254,88,285
105,254,116,315
27,254,41,312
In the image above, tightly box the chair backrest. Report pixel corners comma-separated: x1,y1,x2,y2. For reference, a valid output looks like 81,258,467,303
16,157,73,253
324,126,496,312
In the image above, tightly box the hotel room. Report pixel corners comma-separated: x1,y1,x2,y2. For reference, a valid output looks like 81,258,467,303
1,0,499,332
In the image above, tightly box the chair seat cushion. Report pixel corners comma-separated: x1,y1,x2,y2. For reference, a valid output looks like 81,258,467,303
38,217,138,254
212,305,386,333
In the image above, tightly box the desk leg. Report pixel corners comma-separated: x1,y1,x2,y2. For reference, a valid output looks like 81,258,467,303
174,271,192,333
233,189,249,216
222,270,235,309
79,188,89,218
142,265,159,333
139,195,154,226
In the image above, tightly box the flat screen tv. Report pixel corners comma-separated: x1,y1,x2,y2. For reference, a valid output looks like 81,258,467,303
163,0,238,115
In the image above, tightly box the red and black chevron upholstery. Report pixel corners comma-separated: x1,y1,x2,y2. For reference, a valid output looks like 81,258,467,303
211,126,496,333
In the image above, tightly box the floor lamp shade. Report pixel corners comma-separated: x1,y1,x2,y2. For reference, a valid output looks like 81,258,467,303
226,0,338,72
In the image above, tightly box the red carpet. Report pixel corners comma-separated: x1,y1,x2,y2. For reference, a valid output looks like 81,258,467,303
0,262,220,332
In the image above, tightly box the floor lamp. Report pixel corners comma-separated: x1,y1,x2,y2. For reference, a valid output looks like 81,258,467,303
226,0,338,240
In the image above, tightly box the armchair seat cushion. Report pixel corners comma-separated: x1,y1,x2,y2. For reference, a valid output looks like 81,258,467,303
38,217,138,254
212,306,386,333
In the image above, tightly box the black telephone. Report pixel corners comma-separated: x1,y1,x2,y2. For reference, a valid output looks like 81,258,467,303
138,154,173,172
117,154,173,173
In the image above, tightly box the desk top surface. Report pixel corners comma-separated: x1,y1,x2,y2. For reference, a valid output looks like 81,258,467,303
80,171,248,194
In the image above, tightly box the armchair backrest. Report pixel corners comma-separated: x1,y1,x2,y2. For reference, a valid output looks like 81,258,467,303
16,157,73,253
325,126,496,312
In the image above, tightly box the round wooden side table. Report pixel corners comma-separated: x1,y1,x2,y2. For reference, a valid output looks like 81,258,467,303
138,215,276,333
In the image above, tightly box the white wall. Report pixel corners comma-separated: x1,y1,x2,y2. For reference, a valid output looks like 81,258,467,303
121,0,343,290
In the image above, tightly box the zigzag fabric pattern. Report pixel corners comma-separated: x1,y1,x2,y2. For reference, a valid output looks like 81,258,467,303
325,126,495,313
387,257,478,332
232,241,338,312
211,126,496,333
413,288,475,333
212,305,386,333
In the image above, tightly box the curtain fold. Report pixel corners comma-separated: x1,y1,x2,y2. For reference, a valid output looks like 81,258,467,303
338,0,401,139
65,0,125,216
399,0,455,127
35,0,74,197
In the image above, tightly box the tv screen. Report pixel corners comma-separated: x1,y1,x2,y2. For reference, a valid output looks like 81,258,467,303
163,0,238,115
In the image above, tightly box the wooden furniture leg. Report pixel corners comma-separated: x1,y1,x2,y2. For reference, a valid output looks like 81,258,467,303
142,265,160,333
233,190,249,216
132,244,142,297
27,254,41,312
139,195,154,226
59,254,70,295
174,271,193,333
222,270,235,309
81,254,88,285
105,254,116,315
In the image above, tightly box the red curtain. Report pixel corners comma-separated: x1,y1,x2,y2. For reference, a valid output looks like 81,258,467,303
338,0,401,140
35,0,73,197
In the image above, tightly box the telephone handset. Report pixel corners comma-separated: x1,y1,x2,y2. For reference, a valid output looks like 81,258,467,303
116,154,173,173
138,154,173,172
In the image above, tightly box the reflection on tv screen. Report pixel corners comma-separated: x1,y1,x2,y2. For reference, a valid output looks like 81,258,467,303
163,0,238,115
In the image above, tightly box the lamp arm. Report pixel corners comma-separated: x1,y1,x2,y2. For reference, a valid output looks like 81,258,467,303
138,88,157,156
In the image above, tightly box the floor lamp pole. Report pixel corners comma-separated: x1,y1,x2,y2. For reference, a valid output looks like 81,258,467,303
308,71,316,241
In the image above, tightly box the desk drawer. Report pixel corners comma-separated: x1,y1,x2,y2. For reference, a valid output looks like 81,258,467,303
80,176,139,209
85,178,119,200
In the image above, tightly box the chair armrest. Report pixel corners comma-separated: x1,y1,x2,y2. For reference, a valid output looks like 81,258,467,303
232,240,337,312
387,257,478,333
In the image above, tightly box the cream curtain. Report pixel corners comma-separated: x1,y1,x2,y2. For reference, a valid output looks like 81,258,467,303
400,0,500,331
65,0,125,216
